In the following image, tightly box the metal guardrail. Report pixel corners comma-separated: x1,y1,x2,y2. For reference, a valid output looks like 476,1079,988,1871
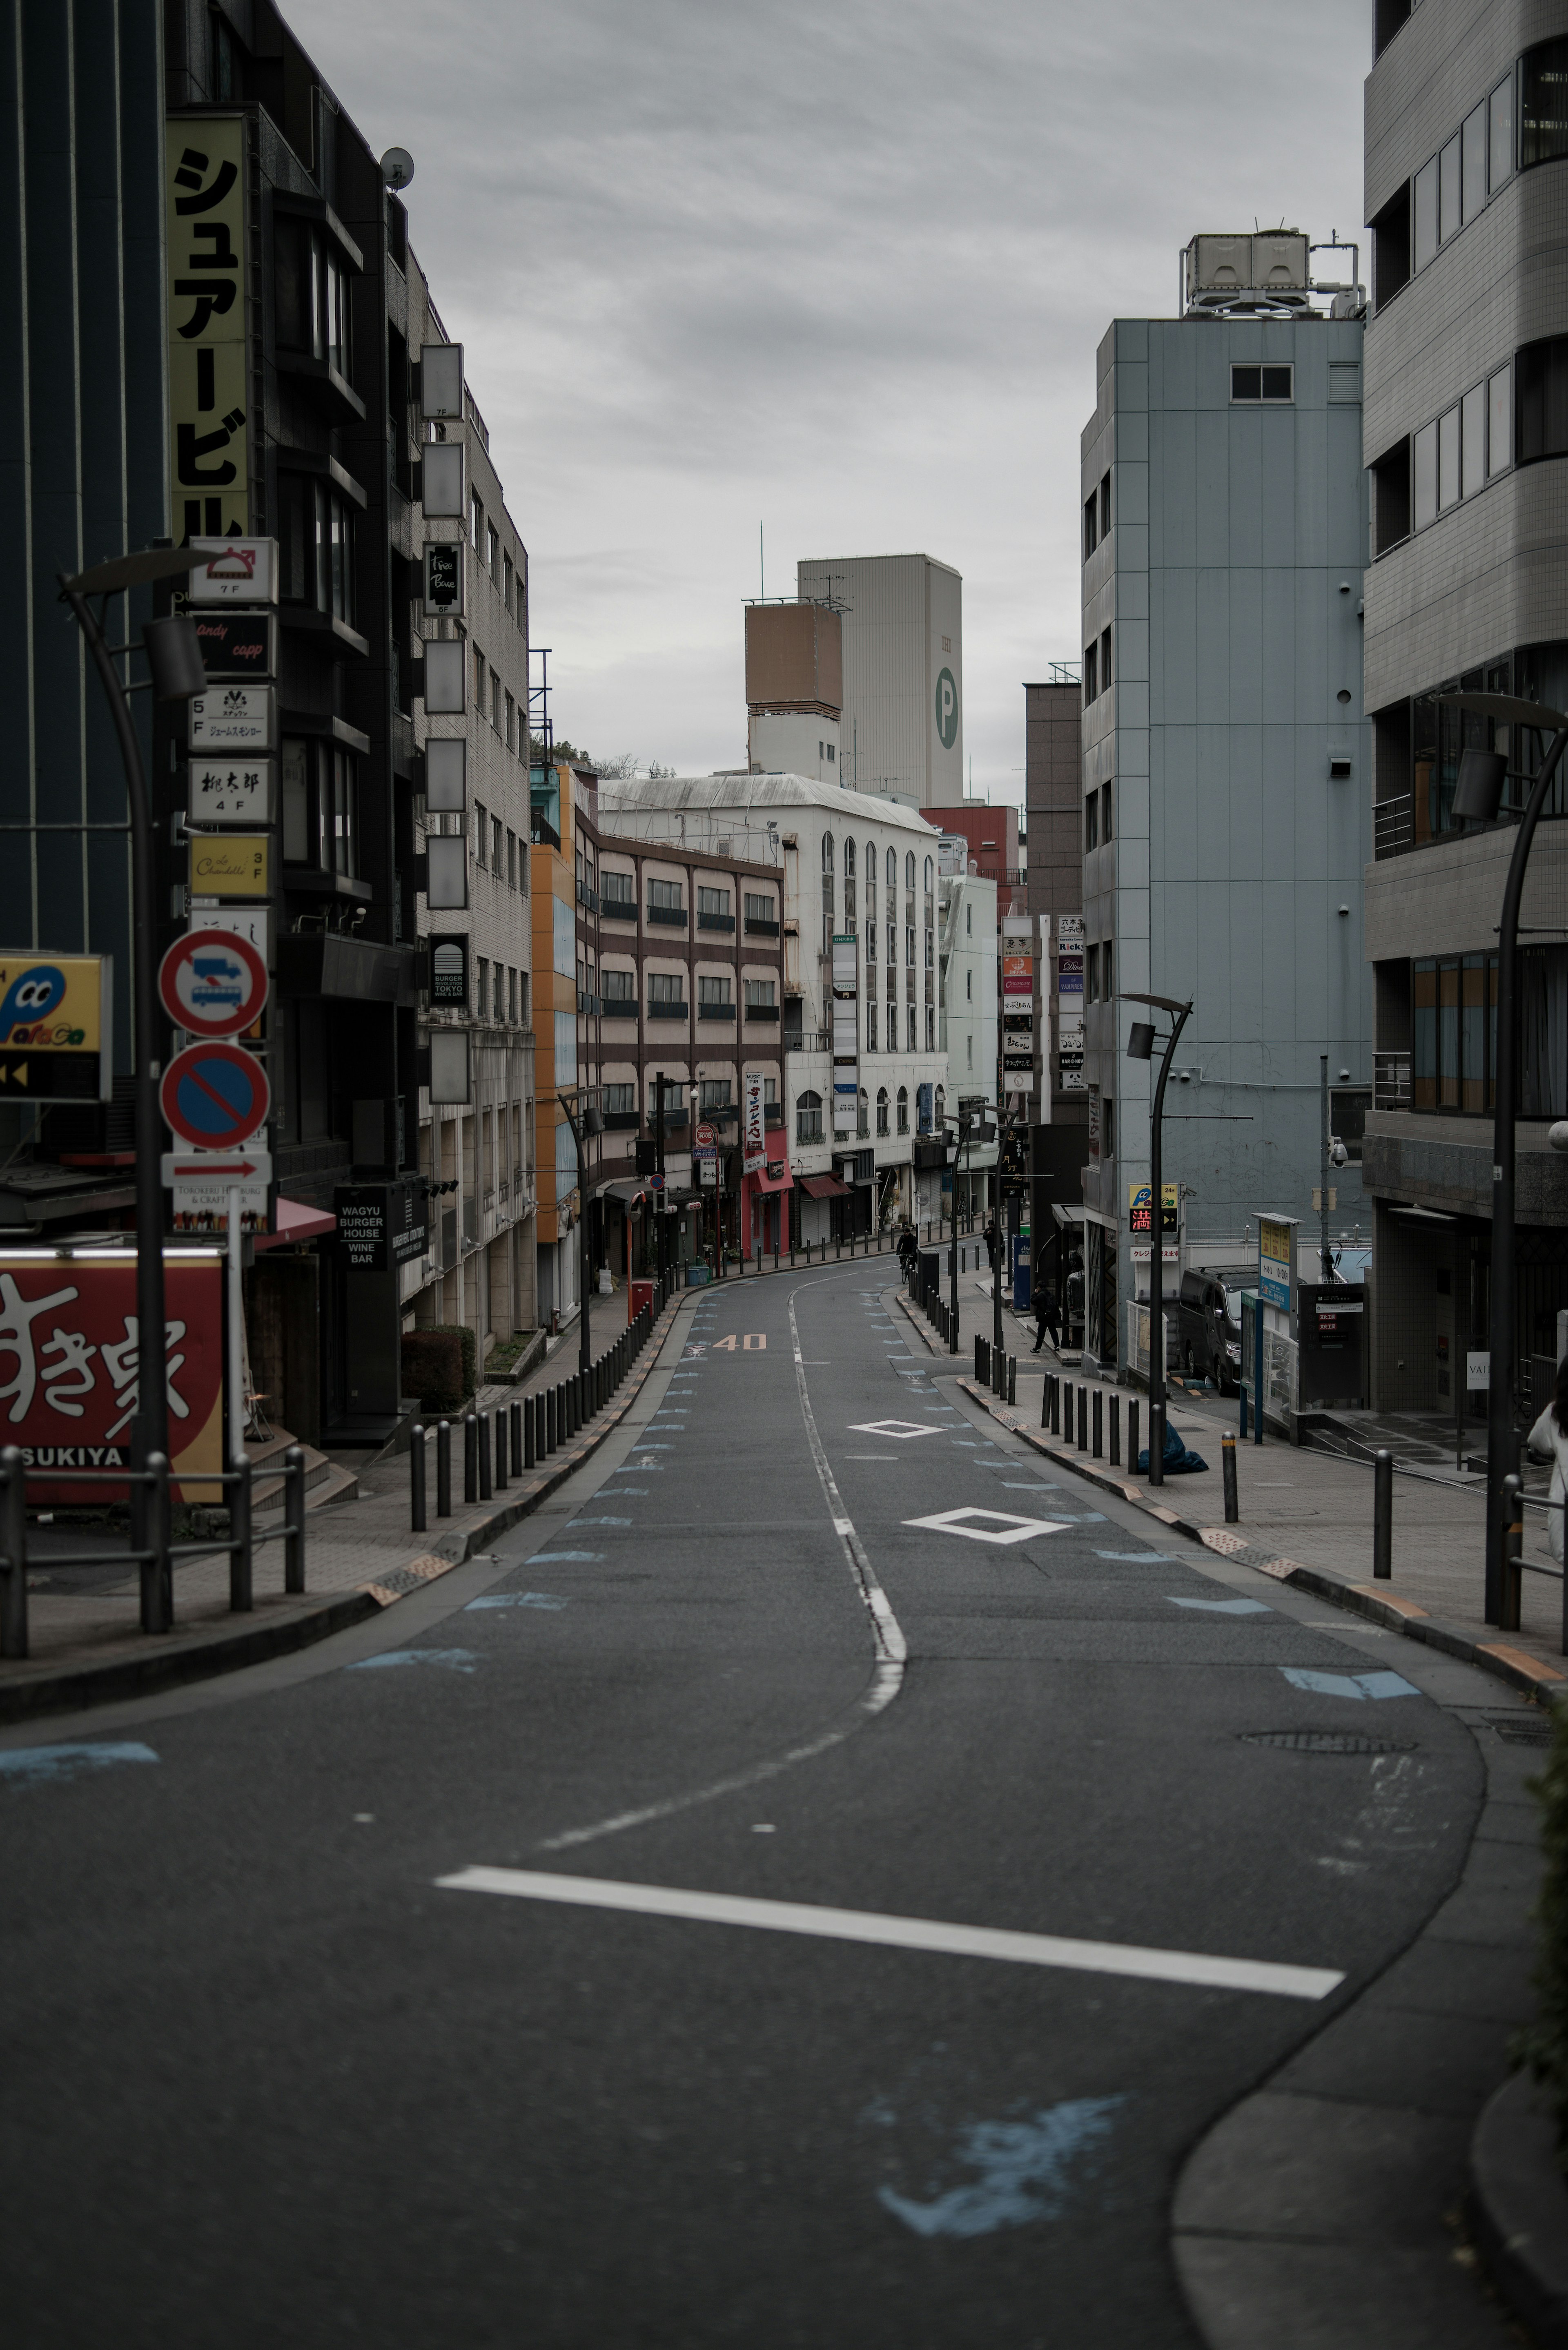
1374,1050,1411,1110
1373,794,1414,859
0,1444,307,1662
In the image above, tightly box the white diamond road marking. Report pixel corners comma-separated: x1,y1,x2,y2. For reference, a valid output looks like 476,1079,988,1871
434,1868,1343,2002
903,1505,1069,1547
849,1419,944,1440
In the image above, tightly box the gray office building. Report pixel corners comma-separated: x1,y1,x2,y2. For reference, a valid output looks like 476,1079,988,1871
1362,0,1568,1418
1078,239,1371,1379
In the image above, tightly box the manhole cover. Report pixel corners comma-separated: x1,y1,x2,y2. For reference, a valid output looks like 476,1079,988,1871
1484,1715,1553,1747
1239,1730,1418,1755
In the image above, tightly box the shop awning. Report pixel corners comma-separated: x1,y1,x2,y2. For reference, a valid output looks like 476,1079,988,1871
750,1161,794,1194
253,1196,338,1252
598,1177,655,1206
800,1173,851,1200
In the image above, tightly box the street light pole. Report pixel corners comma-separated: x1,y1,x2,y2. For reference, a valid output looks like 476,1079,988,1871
1441,691,1568,1619
60,546,206,1633
1127,990,1193,1489
558,1088,602,1376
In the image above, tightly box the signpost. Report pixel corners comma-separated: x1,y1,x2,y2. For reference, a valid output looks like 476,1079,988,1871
188,684,276,753
188,759,275,827
158,931,268,1039
160,1042,270,1150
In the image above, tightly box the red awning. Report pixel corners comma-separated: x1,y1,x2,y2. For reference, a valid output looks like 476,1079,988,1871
800,1172,851,1200
253,1196,338,1252
749,1161,794,1194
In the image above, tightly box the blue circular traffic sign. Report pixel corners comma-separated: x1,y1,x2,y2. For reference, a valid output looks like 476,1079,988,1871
160,1041,270,1148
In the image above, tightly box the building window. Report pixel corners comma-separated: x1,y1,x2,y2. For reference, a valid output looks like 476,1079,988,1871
508,967,518,1022
1103,779,1114,840
744,891,774,924
473,644,486,711
477,957,489,1018
506,829,517,886
1230,364,1293,402
474,798,487,866
699,1078,733,1113
744,979,776,1006
905,926,915,967
925,1005,935,1050
1084,640,1098,703
904,852,915,890
492,814,503,870
648,876,683,911
648,971,684,1007
896,1085,909,1135
857,1086,869,1140
1412,954,1499,1113
885,846,896,890
1086,792,1098,852
868,1005,878,1051
1100,625,1111,691
601,870,636,917
1523,36,1568,167
1517,339,1568,463
907,1005,916,1052
1087,944,1100,1003
503,551,514,612
601,967,635,1007
470,491,483,551
1083,490,1098,560
1100,470,1111,537
490,669,502,730
697,975,733,1008
698,885,731,919
504,689,516,750
796,1089,823,1143
1492,73,1515,190
487,522,499,578
1103,940,1114,999
966,1034,973,1068
966,968,972,1001
876,1086,889,1135
603,1082,635,1117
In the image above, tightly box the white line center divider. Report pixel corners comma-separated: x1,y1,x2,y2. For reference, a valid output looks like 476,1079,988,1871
434,1867,1344,2002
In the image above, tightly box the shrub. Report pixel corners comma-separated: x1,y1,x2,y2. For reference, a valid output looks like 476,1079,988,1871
401,1326,474,1417
1515,1697,1568,2152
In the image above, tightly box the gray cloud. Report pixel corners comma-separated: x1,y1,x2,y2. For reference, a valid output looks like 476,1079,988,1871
308,0,1370,789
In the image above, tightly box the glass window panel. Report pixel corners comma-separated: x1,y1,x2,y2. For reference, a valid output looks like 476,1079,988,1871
1413,961,1438,1110
1439,960,1460,1108
1491,75,1515,191
1261,364,1293,401
1463,103,1487,219
1414,158,1439,270
1438,404,1461,509
1461,956,1487,1112
1461,382,1486,498
1489,364,1512,473
1522,36,1568,167
1230,365,1261,401
1439,134,1462,241
1414,419,1438,526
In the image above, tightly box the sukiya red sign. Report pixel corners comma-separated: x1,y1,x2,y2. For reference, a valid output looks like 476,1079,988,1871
0,1257,223,1501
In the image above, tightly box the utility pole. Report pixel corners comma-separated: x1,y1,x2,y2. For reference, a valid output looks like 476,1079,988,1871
1320,1054,1331,1281
1127,991,1194,1488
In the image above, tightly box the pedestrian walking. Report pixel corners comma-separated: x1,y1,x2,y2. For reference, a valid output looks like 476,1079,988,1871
1032,1282,1060,1355
983,1213,998,1273
1526,1356,1568,1562
898,1223,918,1278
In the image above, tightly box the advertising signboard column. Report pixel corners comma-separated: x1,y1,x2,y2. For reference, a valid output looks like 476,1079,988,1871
832,933,858,1136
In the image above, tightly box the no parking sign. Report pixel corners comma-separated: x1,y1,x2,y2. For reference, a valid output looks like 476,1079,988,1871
160,1042,270,1149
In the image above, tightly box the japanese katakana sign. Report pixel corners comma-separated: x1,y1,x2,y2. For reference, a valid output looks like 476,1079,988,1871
0,1255,223,1501
166,118,249,544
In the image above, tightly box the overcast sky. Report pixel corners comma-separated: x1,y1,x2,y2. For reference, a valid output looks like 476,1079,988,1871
307,0,1370,808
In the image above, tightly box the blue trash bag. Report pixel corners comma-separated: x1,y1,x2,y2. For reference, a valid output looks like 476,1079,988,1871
1136,1419,1209,1476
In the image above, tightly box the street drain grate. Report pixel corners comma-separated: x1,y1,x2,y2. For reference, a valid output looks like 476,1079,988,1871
1483,1715,1554,1748
1240,1730,1418,1756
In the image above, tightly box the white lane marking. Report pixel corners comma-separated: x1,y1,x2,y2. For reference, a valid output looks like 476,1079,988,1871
434,1868,1344,2002
849,1419,942,1439
537,1272,907,1854
904,1506,1067,1546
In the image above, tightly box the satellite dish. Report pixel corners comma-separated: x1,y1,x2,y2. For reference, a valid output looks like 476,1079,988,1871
381,147,415,191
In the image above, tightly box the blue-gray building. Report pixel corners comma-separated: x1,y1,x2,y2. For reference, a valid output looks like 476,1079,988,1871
1077,239,1372,1379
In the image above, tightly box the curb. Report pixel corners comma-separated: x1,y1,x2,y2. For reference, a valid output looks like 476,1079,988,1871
1469,2069,1568,2347
0,1297,687,1725
893,1294,1567,1709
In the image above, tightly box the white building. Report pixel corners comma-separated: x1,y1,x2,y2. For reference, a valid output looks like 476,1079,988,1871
937,868,999,1218
596,774,951,1236
796,554,963,808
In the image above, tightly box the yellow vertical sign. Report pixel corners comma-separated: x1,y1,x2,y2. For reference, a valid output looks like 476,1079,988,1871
166,117,249,542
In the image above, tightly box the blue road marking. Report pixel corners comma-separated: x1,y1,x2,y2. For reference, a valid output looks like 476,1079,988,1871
878,2095,1125,2239
1167,1596,1273,1615
1280,1667,1420,1700
0,1741,158,1787
347,1650,479,1674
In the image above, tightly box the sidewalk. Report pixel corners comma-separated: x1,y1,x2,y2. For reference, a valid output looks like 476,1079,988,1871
900,1275,1568,1697
0,1294,687,1723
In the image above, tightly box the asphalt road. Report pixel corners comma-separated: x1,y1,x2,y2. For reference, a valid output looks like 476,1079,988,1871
1,1265,1493,2346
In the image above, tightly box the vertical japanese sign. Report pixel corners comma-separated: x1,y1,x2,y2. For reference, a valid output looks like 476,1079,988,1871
0,1256,224,1501
167,118,249,542
742,1070,766,1173
832,933,858,1136
1258,1214,1296,1313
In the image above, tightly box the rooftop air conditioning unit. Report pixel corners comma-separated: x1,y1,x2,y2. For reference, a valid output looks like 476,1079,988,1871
1185,232,1312,314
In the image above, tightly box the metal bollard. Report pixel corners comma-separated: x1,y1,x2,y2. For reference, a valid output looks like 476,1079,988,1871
1110,1395,1120,1466
1373,1447,1392,1578
464,1413,479,1503
437,1419,452,1514
1222,1430,1239,1524
1007,1355,1017,1407
0,1445,26,1658
283,1444,306,1594
1149,1401,1166,1487
147,1452,173,1628
1501,1472,1523,1631
975,1334,986,1383
1077,1386,1087,1450
410,1423,428,1533
478,1412,492,1501
1042,1373,1052,1432
1092,1388,1102,1458
1129,1400,1140,1474
510,1399,523,1468
535,1389,547,1463
546,1387,557,1454
523,1396,537,1470
229,1452,253,1612
494,1405,508,1490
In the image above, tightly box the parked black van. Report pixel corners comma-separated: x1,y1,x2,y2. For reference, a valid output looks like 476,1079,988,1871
1177,1267,1248,1391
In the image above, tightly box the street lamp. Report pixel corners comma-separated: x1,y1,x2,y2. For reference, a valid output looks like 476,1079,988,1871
557,1087,603,1377
58,545,206,1632
1438,690,1568,1620
1126,989,1194,1488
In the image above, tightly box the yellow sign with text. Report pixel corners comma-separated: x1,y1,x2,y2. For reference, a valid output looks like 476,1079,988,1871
0,955,111,1101
191,835,269,899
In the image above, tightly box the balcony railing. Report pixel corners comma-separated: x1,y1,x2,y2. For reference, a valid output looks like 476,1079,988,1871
697,999,735,1020
530,813,560,852
646,998,688,1019
1374,1050,1411,1110
745,1001,781,1021
600,992,637,1018
1373,794,1414,859
576,880,599,911
600,891,636,922
697,910,735,932
647,902,688,927
744,915,780,936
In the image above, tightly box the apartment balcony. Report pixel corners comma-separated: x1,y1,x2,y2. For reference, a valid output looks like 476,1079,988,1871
600,891,636,923
745,1002,781,1023
600,996,637,1021
697,1000,735,1021
744,914,780,936
647,903,688,928
646,999,688,1020
1374,1051,1411,1110
697,910,735,932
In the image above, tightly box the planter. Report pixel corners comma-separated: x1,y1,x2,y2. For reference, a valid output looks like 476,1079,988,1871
1470,2070,1568,2347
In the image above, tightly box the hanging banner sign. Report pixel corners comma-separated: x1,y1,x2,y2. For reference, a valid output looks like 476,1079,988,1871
186,538,277,605
166,118,249,544
1057,951,1084,998
189,685,276,753
190,834,270,900
189,611,276,682
159,931,268,1037
0,955,112,1102
1002,953,1034,997
0,1251,224,1501
423,542,464,616
742,1069,766,1173
833,933,858,1135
